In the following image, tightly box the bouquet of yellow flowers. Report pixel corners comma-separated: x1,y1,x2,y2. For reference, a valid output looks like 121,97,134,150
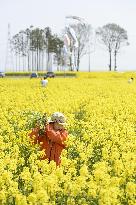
23,111,48,135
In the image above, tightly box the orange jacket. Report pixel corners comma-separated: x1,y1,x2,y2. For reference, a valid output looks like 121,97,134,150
29,123,68,166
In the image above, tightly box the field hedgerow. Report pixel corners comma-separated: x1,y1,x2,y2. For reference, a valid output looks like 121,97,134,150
0,72,135,205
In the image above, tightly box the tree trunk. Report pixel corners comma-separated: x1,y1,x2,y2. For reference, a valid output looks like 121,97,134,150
41,51,44,71
109,51,112,71
32,50,34,71
27,52,30,71
76,50,80,71
23,56,25,71
76,59,80,71
19,53,21,71
39,49,41,71
37,47,39,72
69,55,72,71
114,51,117,71
47,51,49,71
16,55,17,72
57,63,59,71
46,37,49,71
35,52,37,71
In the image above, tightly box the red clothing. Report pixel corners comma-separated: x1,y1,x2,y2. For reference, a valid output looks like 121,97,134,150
29,123,68,166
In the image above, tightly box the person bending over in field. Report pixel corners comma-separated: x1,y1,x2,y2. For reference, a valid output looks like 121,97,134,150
29,112,68,166
128,77,134,84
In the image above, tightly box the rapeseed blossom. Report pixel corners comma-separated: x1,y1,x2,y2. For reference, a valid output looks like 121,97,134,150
0,72,135,204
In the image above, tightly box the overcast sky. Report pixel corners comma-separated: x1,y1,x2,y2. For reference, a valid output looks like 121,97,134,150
0,0,136,71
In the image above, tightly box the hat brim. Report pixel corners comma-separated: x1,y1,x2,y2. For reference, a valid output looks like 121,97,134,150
57,122,67,125
48,119,67,125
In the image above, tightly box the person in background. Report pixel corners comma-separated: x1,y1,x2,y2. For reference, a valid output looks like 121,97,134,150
29,112,68,166
41,76,48,87
128,77,134,84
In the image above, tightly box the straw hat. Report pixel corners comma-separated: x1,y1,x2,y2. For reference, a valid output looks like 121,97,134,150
48,112,66,125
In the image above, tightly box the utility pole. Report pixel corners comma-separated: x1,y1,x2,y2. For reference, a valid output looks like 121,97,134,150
5,23,14,72
88,30,96,72
88,40,91,72
46,27,50,71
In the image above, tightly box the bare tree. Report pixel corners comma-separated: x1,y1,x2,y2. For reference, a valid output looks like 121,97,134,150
96,23,128,71
70,23,92,71
11,32,24,71
96,24,115,71
111,24,128,71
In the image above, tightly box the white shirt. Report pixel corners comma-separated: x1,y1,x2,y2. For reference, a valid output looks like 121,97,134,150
41,79,48,87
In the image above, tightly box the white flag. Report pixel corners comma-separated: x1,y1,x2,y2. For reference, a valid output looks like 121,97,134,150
64,34,70,47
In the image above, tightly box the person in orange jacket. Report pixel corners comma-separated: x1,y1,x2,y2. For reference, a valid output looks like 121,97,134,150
29,112,68,166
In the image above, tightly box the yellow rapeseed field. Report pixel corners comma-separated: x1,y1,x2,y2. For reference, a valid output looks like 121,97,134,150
0,72,135,205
